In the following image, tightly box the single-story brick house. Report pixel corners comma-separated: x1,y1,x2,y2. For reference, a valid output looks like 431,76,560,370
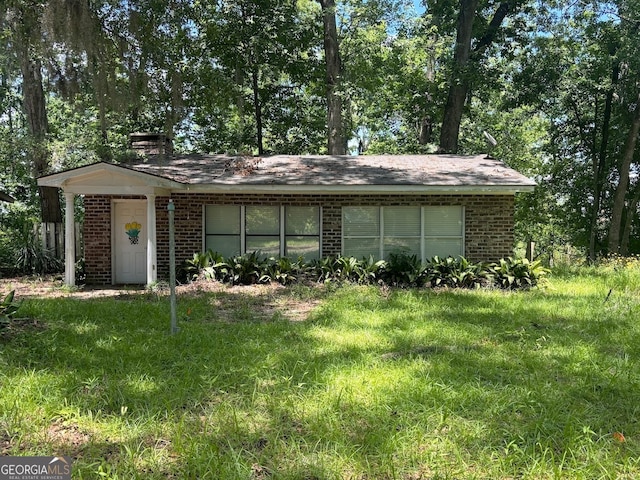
37,135,536,286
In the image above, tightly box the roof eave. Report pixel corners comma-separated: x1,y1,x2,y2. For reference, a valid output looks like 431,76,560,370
182,184,536,195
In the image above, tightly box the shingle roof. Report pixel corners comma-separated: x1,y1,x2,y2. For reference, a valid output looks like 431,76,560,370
121,153,536,189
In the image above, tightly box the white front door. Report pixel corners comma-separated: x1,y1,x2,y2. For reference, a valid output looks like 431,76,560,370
113,201,147,284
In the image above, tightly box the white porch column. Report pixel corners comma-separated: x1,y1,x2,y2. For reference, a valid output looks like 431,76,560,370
64,191,76,286
146,194,157,285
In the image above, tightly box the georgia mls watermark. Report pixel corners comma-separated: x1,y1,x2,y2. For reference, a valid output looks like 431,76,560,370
0,457,71,480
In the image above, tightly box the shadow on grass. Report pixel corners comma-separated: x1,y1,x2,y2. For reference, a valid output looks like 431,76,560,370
1,283,639,478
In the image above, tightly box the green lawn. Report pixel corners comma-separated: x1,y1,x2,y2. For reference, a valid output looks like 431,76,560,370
1,267,640,479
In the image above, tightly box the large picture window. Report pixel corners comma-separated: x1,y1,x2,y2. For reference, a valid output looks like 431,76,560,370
343,206,463,261
205,205,320,260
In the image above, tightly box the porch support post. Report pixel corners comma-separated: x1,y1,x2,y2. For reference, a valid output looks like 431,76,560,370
146,193,157,285
64,191,76,286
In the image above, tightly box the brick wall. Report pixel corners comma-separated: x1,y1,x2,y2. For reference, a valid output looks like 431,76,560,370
83,195,112,284
83,193,515,284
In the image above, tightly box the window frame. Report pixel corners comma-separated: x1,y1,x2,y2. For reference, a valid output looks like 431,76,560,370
342,205,465,262
203,205,322,259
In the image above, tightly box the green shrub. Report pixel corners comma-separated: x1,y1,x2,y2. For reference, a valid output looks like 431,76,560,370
380,252,424,286
0,290,21,329
335,255,362,282
425,256,492,289
179,250,227,282
0,205,63,275
311,256,340,283
310,255,385,284
490,257,549,289
262,256,308,285
179,252,211,281
359,255,387,284
226,251,268,285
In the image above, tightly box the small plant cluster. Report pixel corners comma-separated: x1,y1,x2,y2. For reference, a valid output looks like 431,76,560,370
0,290,21,329
180,250,548,290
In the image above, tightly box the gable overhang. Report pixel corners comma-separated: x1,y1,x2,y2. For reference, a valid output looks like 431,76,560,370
37,162,180,196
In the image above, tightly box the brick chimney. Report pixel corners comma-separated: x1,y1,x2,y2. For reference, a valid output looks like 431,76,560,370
129,132,173,155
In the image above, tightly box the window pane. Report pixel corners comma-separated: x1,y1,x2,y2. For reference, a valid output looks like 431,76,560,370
206,205,240,234
383,238,421,258
424,206,463,236
384,206,420,236
246,206,279,235
246,236,280,257
205,235,240,257
425,238,463,259
343,207,379,236
286,206,319,235
344,238,379,259
286,236,320,261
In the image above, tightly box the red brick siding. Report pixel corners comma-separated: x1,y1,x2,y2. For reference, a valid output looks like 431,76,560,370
83,193,515,284
83,195,112,284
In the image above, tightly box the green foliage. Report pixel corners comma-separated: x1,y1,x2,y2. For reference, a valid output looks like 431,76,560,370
0,205,63,275
380,252,424,286
261,256,309,286
225,251,266,285
491,257,549,290
0,290,21,328
14,239,63,276
179,250,226,282
311,255,385,284
5,0,640,262
180,250,545,291
425,255,492,289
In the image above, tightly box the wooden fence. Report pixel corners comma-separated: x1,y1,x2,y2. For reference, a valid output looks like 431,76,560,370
37,222,83,260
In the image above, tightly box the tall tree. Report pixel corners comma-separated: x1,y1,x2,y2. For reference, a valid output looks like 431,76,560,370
318,0,346,154
438,0,477,153
607,91,640,252
511,1,640,258
192,0,323,154
437,0,526,153
605,0,640,253
6,1,61,222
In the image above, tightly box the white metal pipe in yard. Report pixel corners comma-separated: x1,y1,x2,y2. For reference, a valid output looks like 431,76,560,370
168,199,178,334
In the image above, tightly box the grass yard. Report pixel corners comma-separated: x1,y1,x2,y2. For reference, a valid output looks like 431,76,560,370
1,266,640,479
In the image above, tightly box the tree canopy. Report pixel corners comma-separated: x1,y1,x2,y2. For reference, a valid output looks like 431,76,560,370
1,0,640,258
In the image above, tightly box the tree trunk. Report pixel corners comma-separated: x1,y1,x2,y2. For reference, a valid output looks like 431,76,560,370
318,0,345,155
588,61,618,261
607,93,640,253
620,190,639,255
418,117,433,144
439,1,514,153
251,68,264,155
20,50,62,223
439,0,477,154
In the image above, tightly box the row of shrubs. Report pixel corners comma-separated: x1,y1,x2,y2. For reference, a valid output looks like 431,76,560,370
179,251,548,290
